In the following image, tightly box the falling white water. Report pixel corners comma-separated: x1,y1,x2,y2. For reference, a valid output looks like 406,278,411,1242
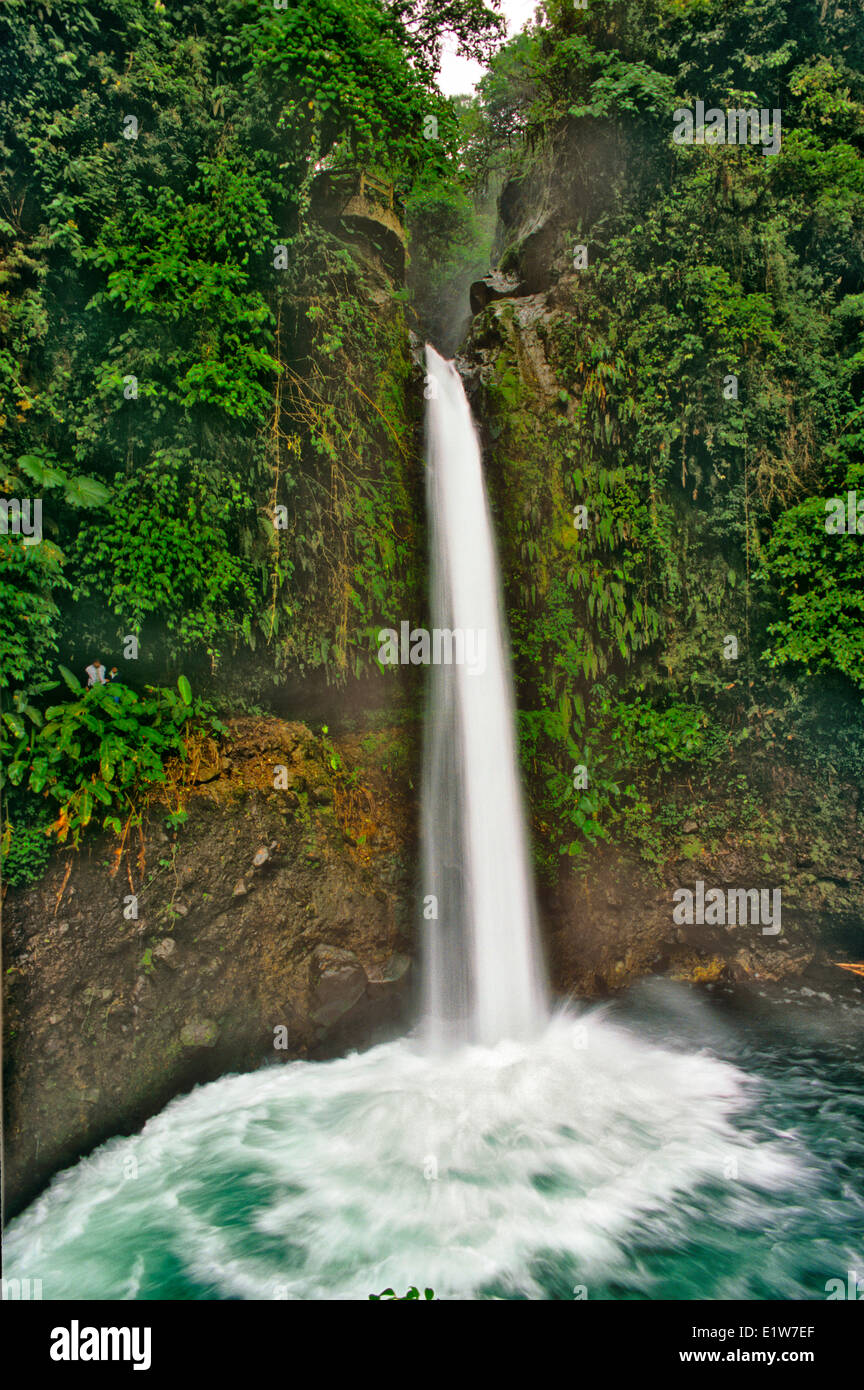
422,345,548,1046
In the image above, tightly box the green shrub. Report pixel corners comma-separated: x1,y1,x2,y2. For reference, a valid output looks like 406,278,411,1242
2,672,224,851
0,818,52,887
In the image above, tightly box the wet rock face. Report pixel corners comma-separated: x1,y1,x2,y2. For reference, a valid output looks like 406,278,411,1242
2,718,416,1218
309,945,368,1028
180,1018,219,1049
545,791,864,1002
468,271,526,316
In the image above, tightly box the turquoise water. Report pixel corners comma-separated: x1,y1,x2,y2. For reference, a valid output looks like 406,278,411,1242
4,980,862,1300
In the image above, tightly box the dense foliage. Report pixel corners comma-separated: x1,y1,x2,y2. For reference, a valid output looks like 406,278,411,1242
0,0,495,878
459,0,864,867
2,0,862,885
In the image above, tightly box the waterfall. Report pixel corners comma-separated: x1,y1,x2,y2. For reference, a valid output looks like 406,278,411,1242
421,345,548,1047
3,357,818,1306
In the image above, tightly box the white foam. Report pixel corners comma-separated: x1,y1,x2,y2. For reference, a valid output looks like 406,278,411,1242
4,1010,798,1300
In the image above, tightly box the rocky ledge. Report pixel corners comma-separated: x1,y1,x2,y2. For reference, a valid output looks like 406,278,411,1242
2,717,416,1217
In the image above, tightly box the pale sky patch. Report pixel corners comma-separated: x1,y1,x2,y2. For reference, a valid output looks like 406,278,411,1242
436,0,540,97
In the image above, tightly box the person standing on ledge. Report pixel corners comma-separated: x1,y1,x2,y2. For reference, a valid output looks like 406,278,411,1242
85,660,119,688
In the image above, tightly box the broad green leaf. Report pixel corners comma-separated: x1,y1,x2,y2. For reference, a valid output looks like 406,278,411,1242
58,664,82,692
3,712,26,738
16,454,67,488
63,475,111,508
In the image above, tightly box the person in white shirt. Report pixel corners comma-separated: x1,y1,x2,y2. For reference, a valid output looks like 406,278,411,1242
85,661,118,688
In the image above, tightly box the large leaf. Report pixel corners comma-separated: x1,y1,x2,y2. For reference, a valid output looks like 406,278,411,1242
16,454,67,488
17,702,44,726
63,475,111,508
58,664,82,693
177,674,192,705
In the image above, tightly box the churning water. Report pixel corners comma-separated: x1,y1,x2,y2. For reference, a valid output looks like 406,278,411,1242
4,356,862,1301
4,988,863,1300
